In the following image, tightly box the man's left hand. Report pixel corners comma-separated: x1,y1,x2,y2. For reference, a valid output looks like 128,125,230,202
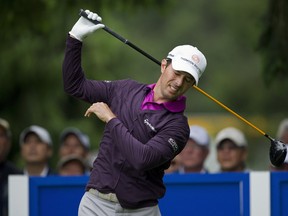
85,102,116,123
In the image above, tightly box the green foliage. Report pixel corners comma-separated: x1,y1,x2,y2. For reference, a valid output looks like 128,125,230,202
257,0,288,86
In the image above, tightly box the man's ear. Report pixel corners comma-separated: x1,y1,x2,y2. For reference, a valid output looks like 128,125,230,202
161,59,168,73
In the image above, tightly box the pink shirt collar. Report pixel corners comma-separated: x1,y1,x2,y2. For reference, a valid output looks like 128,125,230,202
141,84,186,113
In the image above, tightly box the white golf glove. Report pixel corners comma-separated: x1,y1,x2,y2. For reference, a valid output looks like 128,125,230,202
69,10,105,41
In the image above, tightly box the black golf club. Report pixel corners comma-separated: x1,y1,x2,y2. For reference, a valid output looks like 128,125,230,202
79,9,287,167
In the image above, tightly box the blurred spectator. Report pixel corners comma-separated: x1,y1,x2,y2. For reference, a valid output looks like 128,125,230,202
270,118,288,171
58,127,91,173
59,127,90,159
215,127,249,172
178,125,210,173
0,118,23,216
165,154,181,174
20,125,54,176
57,155,88,176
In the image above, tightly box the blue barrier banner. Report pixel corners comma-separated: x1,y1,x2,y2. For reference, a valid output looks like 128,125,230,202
27,173,250,216
159,173,249,216
271,172,288,216
12,171,288,216
29,176,88,216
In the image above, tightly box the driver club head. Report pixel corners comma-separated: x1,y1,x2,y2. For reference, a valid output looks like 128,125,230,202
269,139,287,167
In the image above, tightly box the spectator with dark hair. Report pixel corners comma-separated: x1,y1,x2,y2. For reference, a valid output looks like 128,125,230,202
215,127,249,172
59,127,90,159
179,125,210,173
58,127,91,173
57,155,88,176
0,118,23,216
20,125,54,176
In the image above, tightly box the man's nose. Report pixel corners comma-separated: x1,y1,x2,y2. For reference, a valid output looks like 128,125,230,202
175,75,185,86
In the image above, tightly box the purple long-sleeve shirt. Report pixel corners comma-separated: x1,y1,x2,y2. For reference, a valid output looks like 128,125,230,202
62,36,190,209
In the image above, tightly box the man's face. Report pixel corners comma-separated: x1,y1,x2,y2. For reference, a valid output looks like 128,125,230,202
0,127,10,162
180,139,208,170
156,59,195,102
21,133,52,164
59,134,87,159
217,140,247,172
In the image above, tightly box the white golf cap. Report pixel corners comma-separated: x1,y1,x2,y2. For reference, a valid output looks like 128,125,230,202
20,125,52,146
167,45,207,85
215,127,247,147
189,125,210,147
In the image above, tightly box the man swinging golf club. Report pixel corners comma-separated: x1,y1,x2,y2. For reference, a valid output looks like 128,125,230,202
75,9,288,170
63,9,207,216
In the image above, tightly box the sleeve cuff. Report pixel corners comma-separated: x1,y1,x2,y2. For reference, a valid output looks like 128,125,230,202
106,118,121,130
66,34,83,46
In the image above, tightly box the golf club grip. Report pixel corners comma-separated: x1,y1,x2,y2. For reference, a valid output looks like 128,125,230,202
79,9,161,65
79,9,125,42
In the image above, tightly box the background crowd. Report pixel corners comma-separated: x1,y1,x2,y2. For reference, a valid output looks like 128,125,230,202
2,116,288,177
1,116,288,215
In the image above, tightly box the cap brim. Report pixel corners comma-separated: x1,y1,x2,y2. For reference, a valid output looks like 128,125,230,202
20,126,51,146
171,58,199,85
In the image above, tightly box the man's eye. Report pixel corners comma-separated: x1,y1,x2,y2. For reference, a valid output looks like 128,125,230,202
185,77,193,83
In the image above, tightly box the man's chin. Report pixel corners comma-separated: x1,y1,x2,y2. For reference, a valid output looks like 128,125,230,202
167,92,180,101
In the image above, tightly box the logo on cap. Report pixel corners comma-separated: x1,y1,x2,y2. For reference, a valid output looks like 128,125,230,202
192,55,200,63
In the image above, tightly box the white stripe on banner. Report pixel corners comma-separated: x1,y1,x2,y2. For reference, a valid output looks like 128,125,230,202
8,175,29,216
250,171,270,216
